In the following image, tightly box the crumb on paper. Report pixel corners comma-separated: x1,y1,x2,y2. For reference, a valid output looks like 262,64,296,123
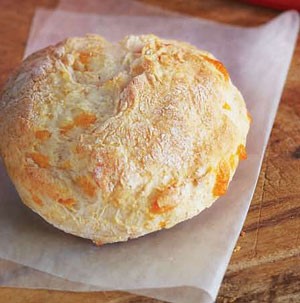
234,246,241,253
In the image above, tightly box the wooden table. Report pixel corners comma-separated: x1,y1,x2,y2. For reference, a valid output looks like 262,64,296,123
0,0,299,302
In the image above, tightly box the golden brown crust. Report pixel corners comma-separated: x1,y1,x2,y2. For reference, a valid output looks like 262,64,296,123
0,34,250,244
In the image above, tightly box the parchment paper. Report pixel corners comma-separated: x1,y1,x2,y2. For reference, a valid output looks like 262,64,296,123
0,2,299,302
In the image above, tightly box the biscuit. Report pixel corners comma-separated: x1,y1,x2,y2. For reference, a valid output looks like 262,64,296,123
0,34,250,244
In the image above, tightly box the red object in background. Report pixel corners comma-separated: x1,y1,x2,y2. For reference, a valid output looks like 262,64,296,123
243,0,300,11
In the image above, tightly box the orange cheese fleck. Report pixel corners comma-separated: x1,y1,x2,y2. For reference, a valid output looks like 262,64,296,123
213,161,230,197
151,200,176,214
237,144,247,160
159,221,167,228
202,55,229,81
58,198,76,207
223,102,231,110
247,111,253,123
32,195,43,206
75,175,97,197
60,122,74,135
79,52,91,64
28,152,50,168
74,112,97,128
35,130,51,140
60,113,97,134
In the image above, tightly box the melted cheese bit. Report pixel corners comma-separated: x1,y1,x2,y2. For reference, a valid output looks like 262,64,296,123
32,195,43,206
35,130,51,140
60,112,97,134
202,55,229,81
28,152,50,168
213,161,230,196
74,112,97,127
75,175,97,197
237,144,247,160
58,198,76,207
151,200,176,214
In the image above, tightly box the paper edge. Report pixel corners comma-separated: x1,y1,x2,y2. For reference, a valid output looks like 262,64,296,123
1,8,299,302
210,9,300,300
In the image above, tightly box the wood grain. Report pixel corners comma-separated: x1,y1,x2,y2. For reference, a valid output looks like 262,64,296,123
0,0,299,302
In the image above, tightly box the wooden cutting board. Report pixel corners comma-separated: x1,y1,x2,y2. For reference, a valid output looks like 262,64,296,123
0,0,299,302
